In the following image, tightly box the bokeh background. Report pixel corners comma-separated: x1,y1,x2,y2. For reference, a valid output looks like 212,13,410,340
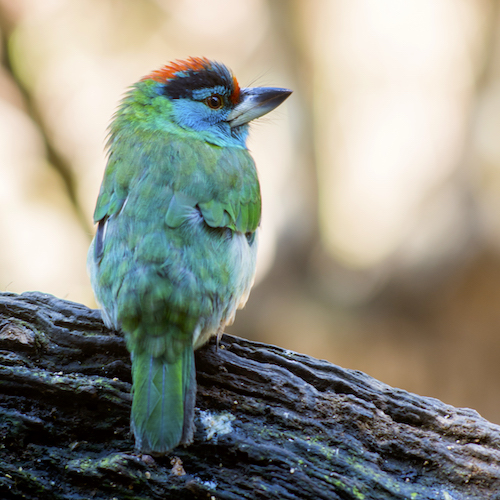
2,0,500,423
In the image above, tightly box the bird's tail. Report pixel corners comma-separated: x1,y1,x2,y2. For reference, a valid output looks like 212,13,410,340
130,344,196,454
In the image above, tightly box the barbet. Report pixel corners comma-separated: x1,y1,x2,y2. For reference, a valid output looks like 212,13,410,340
88,57,291,454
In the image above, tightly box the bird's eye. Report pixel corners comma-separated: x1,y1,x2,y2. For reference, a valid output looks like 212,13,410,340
204,94,223,110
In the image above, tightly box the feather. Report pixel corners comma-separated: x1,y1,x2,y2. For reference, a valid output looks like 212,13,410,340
130,345,195,454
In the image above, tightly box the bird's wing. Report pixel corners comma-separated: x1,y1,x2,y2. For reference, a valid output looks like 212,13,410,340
94,132,261,235
164,135,261,234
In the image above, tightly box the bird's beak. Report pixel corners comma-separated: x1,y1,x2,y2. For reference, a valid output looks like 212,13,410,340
227,87,292,128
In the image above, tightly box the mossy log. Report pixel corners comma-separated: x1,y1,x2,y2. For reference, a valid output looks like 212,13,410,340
0,291,499,499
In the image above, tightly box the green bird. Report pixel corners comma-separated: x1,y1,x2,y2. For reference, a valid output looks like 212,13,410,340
88,57,291,454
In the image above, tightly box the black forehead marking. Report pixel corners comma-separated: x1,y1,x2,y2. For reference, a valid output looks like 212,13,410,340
162,64,235,100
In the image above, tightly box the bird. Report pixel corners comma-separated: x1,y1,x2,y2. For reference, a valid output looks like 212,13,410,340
87,56,291,454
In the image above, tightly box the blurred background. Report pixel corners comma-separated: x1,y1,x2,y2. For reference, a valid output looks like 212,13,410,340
2,0,500,423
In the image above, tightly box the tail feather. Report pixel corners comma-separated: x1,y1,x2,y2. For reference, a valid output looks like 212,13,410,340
130,345,195,454
181,347,196,444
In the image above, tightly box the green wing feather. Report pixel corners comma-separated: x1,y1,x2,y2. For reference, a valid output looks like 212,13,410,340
94,133,261,234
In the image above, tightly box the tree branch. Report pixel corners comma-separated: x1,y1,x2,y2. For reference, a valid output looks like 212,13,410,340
0,291,499,499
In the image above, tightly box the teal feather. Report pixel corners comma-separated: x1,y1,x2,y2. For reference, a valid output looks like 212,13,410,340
165,192,198,228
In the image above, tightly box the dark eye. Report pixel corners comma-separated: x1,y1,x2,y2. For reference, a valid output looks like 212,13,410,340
204,94,223,110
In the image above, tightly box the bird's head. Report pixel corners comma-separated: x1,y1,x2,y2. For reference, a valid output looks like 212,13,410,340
118,57,291,148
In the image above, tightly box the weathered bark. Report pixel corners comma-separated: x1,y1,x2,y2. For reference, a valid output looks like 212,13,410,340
0,291,499,499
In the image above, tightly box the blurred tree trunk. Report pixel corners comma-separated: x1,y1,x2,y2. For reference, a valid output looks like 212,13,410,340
0,2,91,235
266,0,320,274
1,291,499,500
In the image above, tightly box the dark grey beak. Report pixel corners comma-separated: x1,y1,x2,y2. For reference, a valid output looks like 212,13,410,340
227,87,292,128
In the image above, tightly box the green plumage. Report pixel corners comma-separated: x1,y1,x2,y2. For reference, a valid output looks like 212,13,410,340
87,58,290,454
131,346,195,452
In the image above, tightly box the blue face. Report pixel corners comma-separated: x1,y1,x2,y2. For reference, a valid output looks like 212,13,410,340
158,62,249,148
168,86,249,148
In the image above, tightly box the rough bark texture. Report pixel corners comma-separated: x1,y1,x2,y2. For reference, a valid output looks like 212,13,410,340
0,291,499,499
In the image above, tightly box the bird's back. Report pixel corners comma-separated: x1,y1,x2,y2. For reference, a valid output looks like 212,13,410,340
88,130,260,358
